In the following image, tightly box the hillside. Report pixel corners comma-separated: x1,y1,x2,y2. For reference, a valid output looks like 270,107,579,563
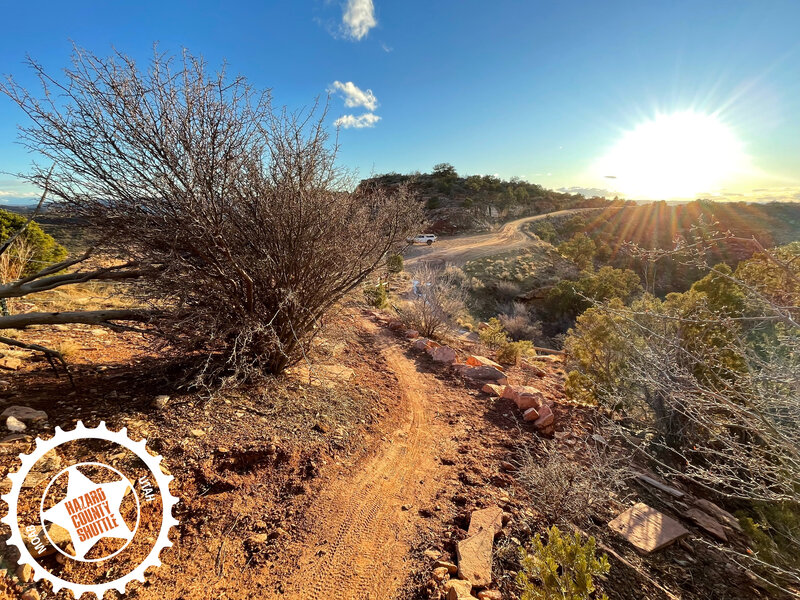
360,164,615,233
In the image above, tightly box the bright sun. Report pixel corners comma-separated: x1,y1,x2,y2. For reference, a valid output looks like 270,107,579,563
596,111,750,200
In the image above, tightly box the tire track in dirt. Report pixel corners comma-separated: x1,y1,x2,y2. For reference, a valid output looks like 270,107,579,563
275,322,444,600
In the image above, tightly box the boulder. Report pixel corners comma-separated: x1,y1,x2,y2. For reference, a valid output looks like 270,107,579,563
478,591,503,600
462,365,508,384
467,506,504,537
413,338,434,351
445,580,473,600
684,508,728,542
6,416,26,432
431,346,458,364
608,503,690,553
466,355,504,371
533,404,554,429
481,383,505,396
501,386,545,409
1,406,47,423
388,320,405,331
522,407,539,422
457,528,494,587
404,330,420,339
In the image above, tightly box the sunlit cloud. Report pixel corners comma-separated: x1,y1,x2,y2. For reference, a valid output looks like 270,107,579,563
334,113,381,129
342,0,376,40
328,80,378,111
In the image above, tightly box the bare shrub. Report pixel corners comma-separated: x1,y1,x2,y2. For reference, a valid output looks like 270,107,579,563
499,302,543,341
401,263,465,338
517,438,631,526
2,47,421,380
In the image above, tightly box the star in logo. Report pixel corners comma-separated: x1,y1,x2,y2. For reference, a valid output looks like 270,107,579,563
41,465,134,561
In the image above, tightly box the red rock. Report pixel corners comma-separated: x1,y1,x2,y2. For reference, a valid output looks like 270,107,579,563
445,579,473,600
481,383,505,396
533,404,554,428
684,508,728,542
478,591,503,600
608,503,690,553
431,346,458,364
388,320,405,331
456,528,493,586
467,506,503,537
466,355,505,371
693,498,742,533
523,407,539,422
404,330,420,339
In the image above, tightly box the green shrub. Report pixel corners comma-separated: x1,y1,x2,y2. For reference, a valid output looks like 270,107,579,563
386,254,404,274
497,340,535,365
479,317,508,349
0,209,67,276
517,526,610,600
364,281,388,308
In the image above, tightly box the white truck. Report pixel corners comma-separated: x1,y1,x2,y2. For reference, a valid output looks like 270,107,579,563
407,233,438,245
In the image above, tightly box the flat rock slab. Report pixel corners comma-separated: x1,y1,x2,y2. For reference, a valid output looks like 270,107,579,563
481,383,505,396
462,365,507,384
466,355,505,371
693,498,742,533
1,406,48,423
457,528,493,587
467,506,504,537
684,508,728,542
608,503,689,553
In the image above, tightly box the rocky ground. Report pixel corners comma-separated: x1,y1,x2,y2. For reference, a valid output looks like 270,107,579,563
0,305,784,600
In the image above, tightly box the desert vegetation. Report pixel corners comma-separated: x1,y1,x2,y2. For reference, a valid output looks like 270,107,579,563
0,47,420,383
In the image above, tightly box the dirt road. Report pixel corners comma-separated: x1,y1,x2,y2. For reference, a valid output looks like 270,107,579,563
274,321,448,599
404,208,602,268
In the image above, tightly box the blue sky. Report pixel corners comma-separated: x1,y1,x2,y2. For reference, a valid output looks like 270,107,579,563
1,0,799,202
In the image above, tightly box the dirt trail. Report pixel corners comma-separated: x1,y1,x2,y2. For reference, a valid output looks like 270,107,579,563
404,207,604,268
273,322,446,599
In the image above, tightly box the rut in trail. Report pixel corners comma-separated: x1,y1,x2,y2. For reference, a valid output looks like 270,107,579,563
277,325,445,600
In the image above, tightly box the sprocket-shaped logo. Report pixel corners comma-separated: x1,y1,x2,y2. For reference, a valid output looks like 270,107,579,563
1,421,179,598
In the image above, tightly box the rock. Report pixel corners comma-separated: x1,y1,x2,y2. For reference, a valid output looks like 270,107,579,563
154,395,170,409
404,330,420,339
466,356,504,371
247,533,268,544
481,383,505,396
467,506,504,537
21,590,40,600
424,549,442,560
6,416,26,432
457,528,493,586
445,579,473,600
501,386,544,409
684,508,728,542
533,405,554,429
90,328,108,336
431,346,458,364
32,450,61,473
608,503,690,553
388,320,405,331
522,407,539,422
433,566,450,582
434,560,458,574
462,365,507,384
693,498,743,533
16,563,33,583
24,523,71,557
0,356,22,370
478,591,503,600
190,429,206,437
0,434,28,445
1,406,47,423
500,461,516,472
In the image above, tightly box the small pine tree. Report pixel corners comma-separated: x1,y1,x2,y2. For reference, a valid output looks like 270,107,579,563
479,317,508,349
386,254,404,274
517,526,610,600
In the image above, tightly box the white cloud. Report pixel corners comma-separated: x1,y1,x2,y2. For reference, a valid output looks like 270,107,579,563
342,0,377,40
334,113,381,129
328,80,378,111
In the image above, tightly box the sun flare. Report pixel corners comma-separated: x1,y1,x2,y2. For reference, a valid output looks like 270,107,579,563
596,111,750,200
